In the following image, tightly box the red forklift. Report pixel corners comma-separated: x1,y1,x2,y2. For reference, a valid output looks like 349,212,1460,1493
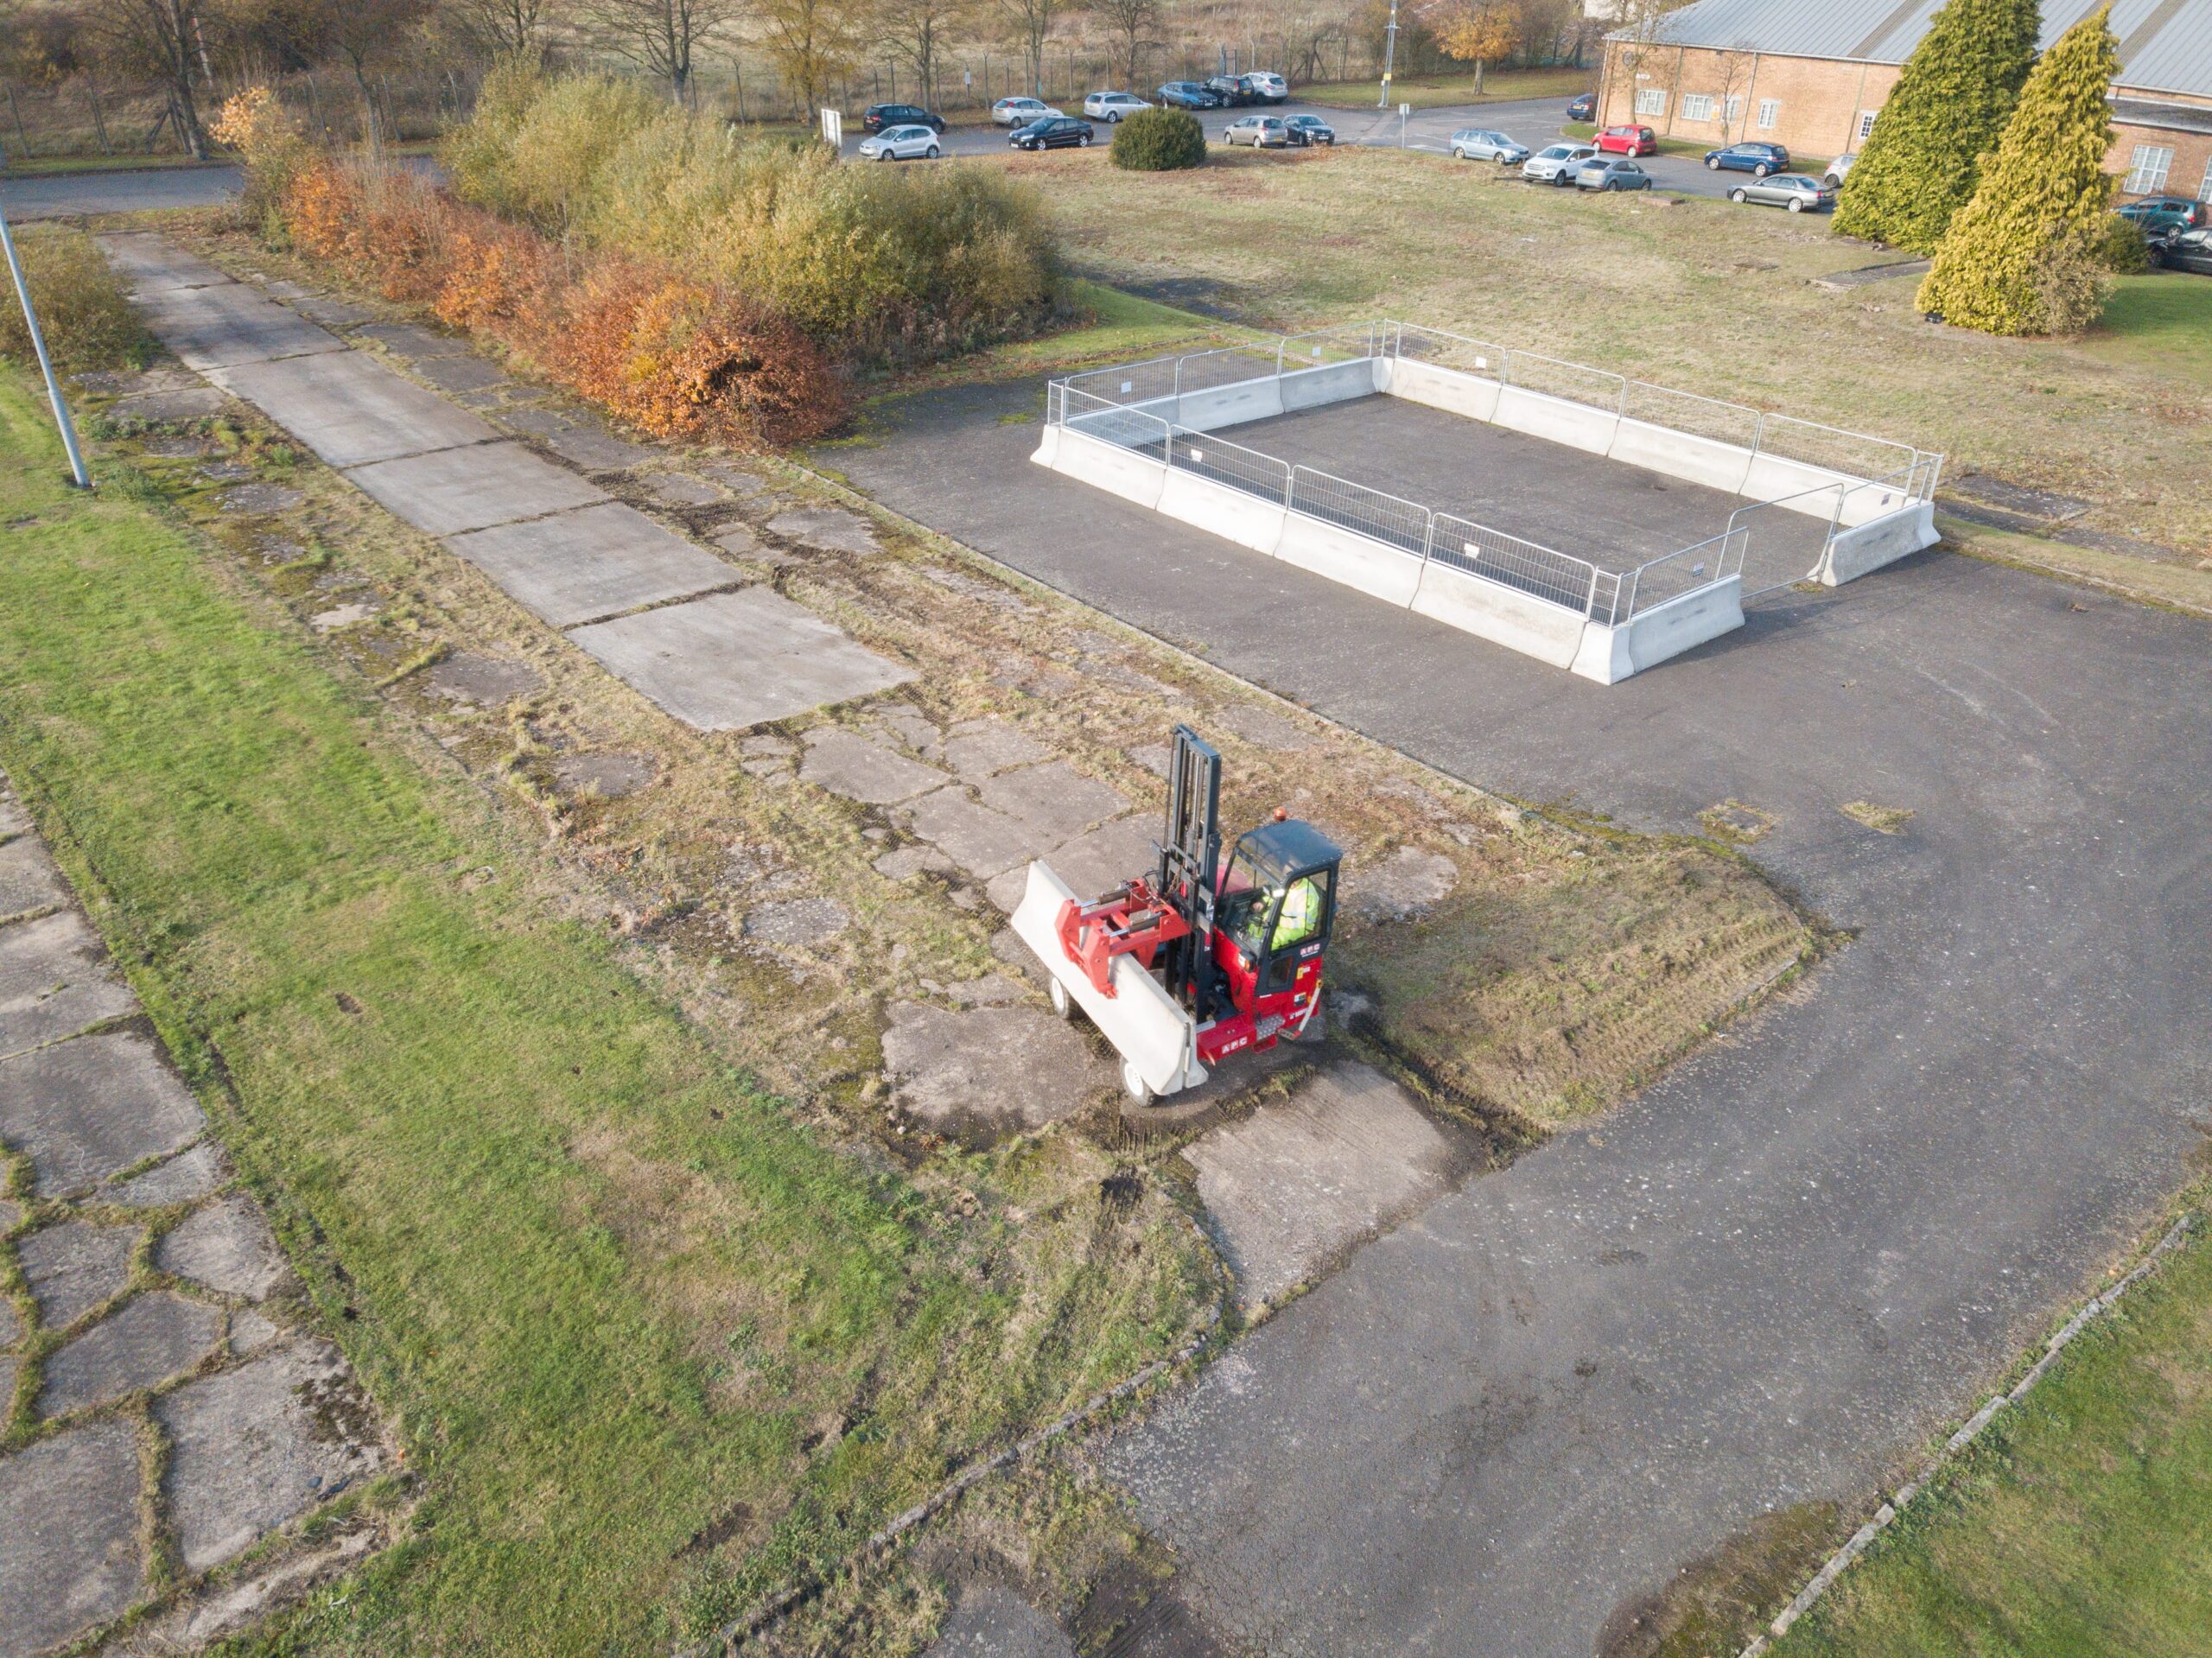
1012,725,1343,1103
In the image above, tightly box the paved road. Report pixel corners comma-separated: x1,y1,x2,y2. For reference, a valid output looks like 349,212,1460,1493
2,164,245,219
823,377,2212,1655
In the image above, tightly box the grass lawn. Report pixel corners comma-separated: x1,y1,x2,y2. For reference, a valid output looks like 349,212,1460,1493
0,374,1205,1652
1297,67,1591,108
995,144,2212,563
1772,1211,2211,1657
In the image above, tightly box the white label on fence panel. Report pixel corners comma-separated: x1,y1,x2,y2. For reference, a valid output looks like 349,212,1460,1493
1464,542,1482,558
1312,346,1324,358
1121,380,1133,393
1475,356,1489,371
1190,448,1205,463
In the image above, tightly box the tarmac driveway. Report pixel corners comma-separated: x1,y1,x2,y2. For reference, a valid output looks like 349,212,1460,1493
823,378,2212,1655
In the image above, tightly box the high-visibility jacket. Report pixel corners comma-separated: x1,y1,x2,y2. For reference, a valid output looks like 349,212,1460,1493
1272,876,1322,949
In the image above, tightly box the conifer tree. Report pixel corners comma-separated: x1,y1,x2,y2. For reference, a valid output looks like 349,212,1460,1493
1832,0,2040,252
1917,6,2120,335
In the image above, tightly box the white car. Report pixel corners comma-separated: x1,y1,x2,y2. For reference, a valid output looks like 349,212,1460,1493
1522,142,1598,184
858,124,943,162
992,97,1059,127
1083,91,1152,122
1223,114,1290,148
1822,152,1858,188
1245,72,1288,101
1450,128,1529,164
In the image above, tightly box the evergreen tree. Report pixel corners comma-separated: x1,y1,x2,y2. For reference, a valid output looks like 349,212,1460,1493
1917,6,2120,335
1832,0,2040,252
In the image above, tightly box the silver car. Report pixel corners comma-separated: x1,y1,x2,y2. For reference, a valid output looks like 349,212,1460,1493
1522,142,1598,185
1575,156,1652,192
1728,173,1836,213
857,124,943,162
1224,114,1290,148
1822,153,1857,188
991,97,1058,127
1083,91,1151,122
1450,129,1529,164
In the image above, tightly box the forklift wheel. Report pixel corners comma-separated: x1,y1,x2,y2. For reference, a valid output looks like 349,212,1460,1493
1049,978,1074,1020
1121,1057,1154,1107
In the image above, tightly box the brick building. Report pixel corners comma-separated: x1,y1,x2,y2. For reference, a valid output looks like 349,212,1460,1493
1595,0,2212,200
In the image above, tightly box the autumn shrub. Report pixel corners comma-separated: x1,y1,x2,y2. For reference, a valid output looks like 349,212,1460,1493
0,227,153,372
212,86,315,239
2094,212,2151,275
2034,235,2116,336
446,64,666,233
1111,108,1207,172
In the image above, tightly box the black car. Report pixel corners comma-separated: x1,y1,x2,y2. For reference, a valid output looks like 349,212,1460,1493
862,103,945,135
1205,74,1260,107
2150,226,2212,275
1284,113,1336,147
1567,92,1597,122
1156,80,1221,110
1011,115,1094,150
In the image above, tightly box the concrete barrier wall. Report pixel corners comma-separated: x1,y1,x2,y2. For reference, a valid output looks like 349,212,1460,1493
1570,575,1745,684
1820,500,1937,585
1382,356,1503,423
1044,428,1166,509
1409,558,1588,670
1158,467,1287,555
1608,418,1758,496
1741,453,1857,521
1493,384,1623,456
1274,514,1427,607
1279,356,1389,413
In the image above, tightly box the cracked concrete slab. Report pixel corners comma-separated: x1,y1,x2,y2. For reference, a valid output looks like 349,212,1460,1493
112,384,231,422
156,1194,292,1301
924,1584,1077,1658
445,501,736,627
943,721,1050,778
17,1218,139,1327
1,833,69,918
0,908,139,1058
1185,1063,1456,1312
1344,846,1459,923
766,503,880,555
97,232,230,293
538,422,656,472
985,815,1158,915
286,293,377,328
424,652,543,708
352,321,467,358
0,1031,207,1195
798,727,950,804
882,1001,1109,1136
566,589,912,732
550,753,654,799
133,281,344,372
107,1142,227,1209
208,352,499,468
413,353,507,393
158,1341,384,1575
741,897,850,947
347,441,607,537
40,1291,226,1418
0,1419,147,1654
976,762,1128,838
901,789,1052,880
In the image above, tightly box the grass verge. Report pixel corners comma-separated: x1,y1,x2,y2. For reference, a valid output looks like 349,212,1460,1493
1297,67,1591,109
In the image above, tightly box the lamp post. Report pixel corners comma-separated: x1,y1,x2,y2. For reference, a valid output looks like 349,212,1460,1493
1378,0,1398,109
0,196,91,489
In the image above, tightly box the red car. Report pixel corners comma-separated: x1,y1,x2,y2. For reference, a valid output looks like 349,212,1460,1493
1596,124,1658,156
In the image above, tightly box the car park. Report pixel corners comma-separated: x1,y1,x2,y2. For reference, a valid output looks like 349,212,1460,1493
862,104,945,135
1450,129,1530,164
992,97,1058,126
1727,173,1834,212
1576,156,1653,192
1083,91,1152,122
1011,115,1093,149
1567,92,1597,121
1223,114,1291,148
2118,195,2209,234
1595,124,1658,156
858,124,943,162
1284,113,1336,146
1822,153,1857,187
1156,80,1221,110
1706,141,1789,176
1522,142,1599,184
2150,226,2212,274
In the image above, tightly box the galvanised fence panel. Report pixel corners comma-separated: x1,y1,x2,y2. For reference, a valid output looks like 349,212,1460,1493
1287,466,1431,557
1429,516,1601,613
1166,430,1292,505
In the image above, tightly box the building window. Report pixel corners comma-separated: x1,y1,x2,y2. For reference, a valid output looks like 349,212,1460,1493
2124,143,2174,194
1857,110,1879,141
2200,155,2212,203
1634,89,1668,118
1758,98,1780,130
1681,93,1715,123
1726,95,1745,126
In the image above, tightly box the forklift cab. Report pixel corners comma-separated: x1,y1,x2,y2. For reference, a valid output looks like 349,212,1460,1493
1216,817,1342,996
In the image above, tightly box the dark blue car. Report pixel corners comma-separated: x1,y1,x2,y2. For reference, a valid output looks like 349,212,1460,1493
1705,141,1789,176
1155,80,1220,110
1567,92,1596,122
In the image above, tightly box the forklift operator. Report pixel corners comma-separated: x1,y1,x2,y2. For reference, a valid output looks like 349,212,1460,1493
1272,875,1325,950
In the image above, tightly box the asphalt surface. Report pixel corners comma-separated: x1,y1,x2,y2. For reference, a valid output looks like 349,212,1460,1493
823,378,2212,1655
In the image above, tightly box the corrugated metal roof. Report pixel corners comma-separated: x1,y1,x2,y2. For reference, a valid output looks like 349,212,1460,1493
1615,0,2212,100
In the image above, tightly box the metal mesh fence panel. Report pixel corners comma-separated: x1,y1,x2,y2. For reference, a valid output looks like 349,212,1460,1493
1429,515,1599,613
1277,322,1385,369
1393,324,1510,380
1621,528,1747,617
1062,355,1179,408
1060,387,1173,454
1622,382,1762,451
1287,466,1430,556
1503,351,1627,415
1167,431,1292,505
1755,413,1917,486
1173,342,1294,397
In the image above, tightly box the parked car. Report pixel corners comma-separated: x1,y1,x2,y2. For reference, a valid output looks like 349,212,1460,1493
1244,72,1289,102
992,97,1058,126
1450,129,1529,164
1567,92,1597,122
1283,113,1337,146
1156,80,1221,110
1727,173,1834,213
1083,91,1152,122
1706,141,1789,176
2149,225,2212,274
1522,142,1599,184
1595,124,1658,156
1010,115,1093,149
1205,74,1258,106
1576,156,1653,192
2118,195,2210,234
1822,153,1857,187
1223,113,1291,148
858,124,944,162
862,103,944,135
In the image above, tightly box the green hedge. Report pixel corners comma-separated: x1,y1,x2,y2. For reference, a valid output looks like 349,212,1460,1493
1111,107,1206,172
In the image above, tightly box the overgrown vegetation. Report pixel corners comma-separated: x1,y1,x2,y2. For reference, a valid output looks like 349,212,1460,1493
0,223,151,372
1110,105,1205,171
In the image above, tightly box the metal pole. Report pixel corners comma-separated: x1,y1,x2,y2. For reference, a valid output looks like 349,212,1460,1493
0,198,92,489
1378,0,1397,108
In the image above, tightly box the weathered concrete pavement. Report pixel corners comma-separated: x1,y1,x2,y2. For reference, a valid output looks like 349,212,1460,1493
0,769,387,1658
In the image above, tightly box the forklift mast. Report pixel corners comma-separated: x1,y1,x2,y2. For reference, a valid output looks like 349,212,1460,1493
1155,725,1223,1025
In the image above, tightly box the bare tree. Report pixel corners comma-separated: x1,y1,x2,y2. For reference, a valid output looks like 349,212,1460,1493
76,0,213,158
448,0,556,57
313,0,432,143
582,0,740,100
875,0,970,109
1089,0,1156,90
755,0,864,115
1277,4,1344,85
1708,45,1752,141
995,0,1057,97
